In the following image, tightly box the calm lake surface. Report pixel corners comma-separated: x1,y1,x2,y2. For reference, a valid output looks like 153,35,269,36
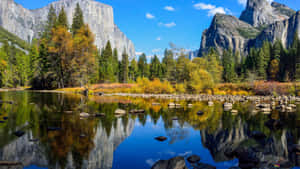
0,91,299,169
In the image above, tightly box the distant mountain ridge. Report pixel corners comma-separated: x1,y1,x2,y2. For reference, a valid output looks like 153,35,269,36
0,0,135,59
199,0,299,57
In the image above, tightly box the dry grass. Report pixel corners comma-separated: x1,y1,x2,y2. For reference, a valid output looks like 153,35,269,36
55,81,300,96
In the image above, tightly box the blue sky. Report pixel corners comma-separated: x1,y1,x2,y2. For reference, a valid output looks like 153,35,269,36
15,0,300,58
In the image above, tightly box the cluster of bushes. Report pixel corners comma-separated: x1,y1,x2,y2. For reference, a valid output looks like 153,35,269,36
253,81,299,96
59,80,300,96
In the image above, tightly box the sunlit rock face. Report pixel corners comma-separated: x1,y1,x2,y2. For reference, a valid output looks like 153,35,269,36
0,118,135,169
0,0,135,59
240,0,294,27
199,0,298,57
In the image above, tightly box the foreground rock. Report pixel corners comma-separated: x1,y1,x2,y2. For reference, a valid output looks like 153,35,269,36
187,155,201,164
151,156,187,169
155,136,167,142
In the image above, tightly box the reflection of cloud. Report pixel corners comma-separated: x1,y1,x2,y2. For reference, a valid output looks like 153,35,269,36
166,127,190,144
146,159,159,166
158,149,176,156
178,151,192,157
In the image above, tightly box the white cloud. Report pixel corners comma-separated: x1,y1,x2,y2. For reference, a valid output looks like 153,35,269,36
135,52,143,56
159,22,176,28
156,37,162,41
193,3,227,16
146,13,155,19
164,6,175,11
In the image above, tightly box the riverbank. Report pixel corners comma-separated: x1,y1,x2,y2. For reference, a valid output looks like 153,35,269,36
55,82,300,97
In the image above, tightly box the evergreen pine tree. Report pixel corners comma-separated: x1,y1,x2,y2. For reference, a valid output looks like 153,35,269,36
57,7,68,28
120,50,129,83
43,5,57,39
222,49,237,82
112,48,119,81
138,53,149,78
150,55,163,80
162,49,175,81
129,58,138,81
71,3,84,35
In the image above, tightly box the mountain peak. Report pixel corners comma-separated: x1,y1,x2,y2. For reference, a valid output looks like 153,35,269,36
240,0,294,27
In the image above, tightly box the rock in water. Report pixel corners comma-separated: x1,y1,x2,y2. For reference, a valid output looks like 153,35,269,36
0,0,135,59
155,136,167,142
151,156,187,169
187,155,201,164
197,111,204,116
115,109,126,115
14,131,25,137
80,112,90,118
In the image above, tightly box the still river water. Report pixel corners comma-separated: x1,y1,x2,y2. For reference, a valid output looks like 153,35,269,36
0,91,299,169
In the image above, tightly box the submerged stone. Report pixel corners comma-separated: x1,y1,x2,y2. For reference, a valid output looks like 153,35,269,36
151,156,187,169
197,111,204,116
187,155,201,163
14,131,25,137
155,136,167,142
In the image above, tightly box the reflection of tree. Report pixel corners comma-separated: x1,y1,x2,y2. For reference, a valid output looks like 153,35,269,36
36,95,97,169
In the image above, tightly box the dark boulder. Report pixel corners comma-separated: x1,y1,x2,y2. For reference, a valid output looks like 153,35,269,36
197,111,204,116
187,155,200,163
151,156,187,169
14,131,25,137
155,136,167,142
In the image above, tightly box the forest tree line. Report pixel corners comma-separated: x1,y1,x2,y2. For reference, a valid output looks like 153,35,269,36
0,4,299,91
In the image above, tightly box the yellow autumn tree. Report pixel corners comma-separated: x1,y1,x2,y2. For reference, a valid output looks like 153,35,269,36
48,26,73,88
189,69,215,93
73,25,98,87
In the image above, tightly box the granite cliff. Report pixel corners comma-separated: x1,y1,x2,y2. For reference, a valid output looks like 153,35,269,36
199,0,298,57
0,0,135,59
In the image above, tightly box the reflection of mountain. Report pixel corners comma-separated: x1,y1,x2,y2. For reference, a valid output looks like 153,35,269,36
200,117,298,167
201,119,248,162
0,118,134,169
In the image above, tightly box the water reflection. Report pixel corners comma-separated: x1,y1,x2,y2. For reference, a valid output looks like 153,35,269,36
0,91,298,169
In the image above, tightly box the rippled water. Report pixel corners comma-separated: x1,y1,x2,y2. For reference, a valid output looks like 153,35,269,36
0,91,299,169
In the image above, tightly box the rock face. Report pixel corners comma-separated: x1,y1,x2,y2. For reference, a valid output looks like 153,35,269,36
199,0,298,57
253,11,300,48
200,14,259,56
239,0,294,27
0,0,135,59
